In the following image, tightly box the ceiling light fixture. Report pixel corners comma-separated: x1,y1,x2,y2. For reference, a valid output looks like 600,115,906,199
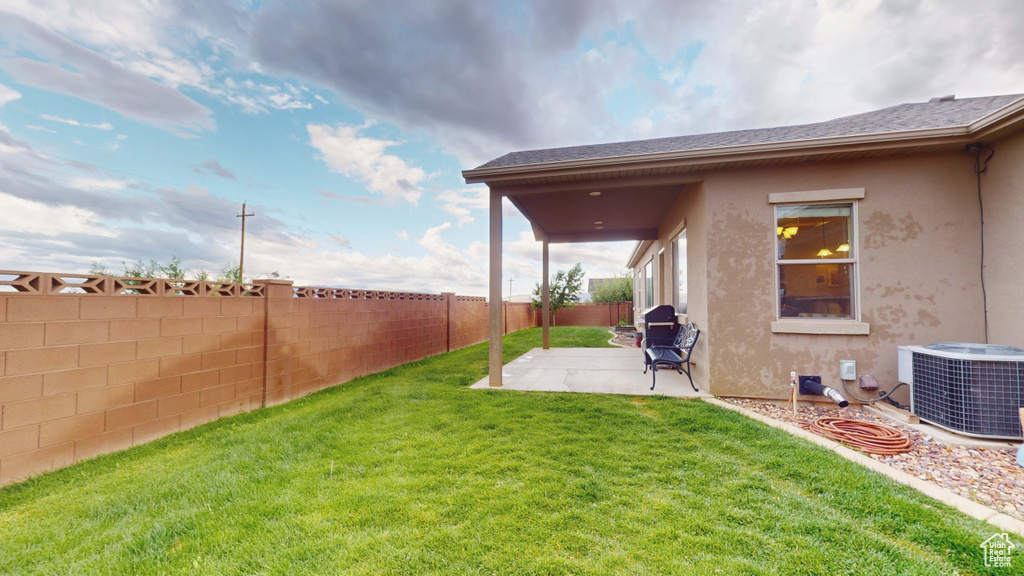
589,191,601,196
817,217,832,257
836,215,850,252
776,225,799,239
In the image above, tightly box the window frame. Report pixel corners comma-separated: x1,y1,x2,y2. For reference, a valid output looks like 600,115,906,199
644,259,654,308
769,188,870,335
672,229,687,315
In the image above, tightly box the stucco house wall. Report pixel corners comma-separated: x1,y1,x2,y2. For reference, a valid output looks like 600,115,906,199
632,139,1024,403
468,93,1024,399
982,131,1024,347
632,183,709,390
704,150,987,402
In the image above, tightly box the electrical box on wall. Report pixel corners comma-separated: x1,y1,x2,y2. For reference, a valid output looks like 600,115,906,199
839,360,856,381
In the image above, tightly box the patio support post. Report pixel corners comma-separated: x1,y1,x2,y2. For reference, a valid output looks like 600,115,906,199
489,188,503,386
542,240,550,349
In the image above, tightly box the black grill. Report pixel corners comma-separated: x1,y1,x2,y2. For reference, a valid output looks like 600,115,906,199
642,305,678,353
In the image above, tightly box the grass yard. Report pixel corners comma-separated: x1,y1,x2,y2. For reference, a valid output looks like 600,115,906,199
0,327,1015,575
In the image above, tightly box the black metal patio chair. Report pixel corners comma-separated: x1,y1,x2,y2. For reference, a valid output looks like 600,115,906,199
643,322,699,392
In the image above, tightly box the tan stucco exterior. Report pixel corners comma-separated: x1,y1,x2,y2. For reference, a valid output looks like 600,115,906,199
466,94,1024,402
983,132,1024,347
630,133,1024,403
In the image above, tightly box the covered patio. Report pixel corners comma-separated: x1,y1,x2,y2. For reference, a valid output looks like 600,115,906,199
470,347,708,398
463,156,699,390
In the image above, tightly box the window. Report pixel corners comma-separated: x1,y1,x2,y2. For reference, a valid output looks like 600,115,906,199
644,260,654,308
776,202,856,320
673,230,687,314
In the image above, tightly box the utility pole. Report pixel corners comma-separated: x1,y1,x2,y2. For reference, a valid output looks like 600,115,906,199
236,202,255,283
508,277,513,302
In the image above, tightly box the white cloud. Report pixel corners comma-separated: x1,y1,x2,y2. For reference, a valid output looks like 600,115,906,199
0,82,21,106
503,230,635,293
190,158,236,179
41,114,113,130
232,221,493,295
397,230,409,241
434,186,488,227
65,176,126,191
0,192,114,237
327,234,349,248
307,122,426,204
419,222,466,265
0,10,214,135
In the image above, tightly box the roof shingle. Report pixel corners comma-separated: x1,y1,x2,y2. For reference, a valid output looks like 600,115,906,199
475,94,1024,170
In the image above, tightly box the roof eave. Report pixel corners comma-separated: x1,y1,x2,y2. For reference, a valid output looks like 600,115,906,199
626,240,652,269
463,125,982,184
969,95,1024,137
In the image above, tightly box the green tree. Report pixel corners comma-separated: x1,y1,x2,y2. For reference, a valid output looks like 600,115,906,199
531,263,584,326
218,263,242,284
122,259,161,279
591,274,633,303
87,262,111,276
160,256,187,280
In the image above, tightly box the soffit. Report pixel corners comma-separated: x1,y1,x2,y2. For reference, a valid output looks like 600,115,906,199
507,183,686,243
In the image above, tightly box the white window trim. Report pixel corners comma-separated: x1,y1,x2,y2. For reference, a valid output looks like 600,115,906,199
770,190,869,335
644,258,655,309
672,229,687,317
768,188,865,204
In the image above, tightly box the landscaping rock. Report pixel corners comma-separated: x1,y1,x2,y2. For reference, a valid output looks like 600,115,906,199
723,398,1024,522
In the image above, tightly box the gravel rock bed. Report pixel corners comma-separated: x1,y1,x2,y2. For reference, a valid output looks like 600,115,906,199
722,398,1024,521
608,330,639,348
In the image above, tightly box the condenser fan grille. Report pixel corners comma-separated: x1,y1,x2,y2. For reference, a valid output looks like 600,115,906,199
911,352,1022,439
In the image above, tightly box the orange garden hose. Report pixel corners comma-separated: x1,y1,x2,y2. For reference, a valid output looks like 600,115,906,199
801,417,914,455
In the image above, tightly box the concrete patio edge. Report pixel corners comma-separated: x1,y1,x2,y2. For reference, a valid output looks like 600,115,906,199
703,397,1024,538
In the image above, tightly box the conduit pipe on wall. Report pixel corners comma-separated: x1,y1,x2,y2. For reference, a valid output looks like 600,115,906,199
967,142,995,344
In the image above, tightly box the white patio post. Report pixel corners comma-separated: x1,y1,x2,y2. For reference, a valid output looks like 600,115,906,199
489,188,503,386
542,240,550,349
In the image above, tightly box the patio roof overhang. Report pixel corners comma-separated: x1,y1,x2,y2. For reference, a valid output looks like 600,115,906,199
503,180,694,244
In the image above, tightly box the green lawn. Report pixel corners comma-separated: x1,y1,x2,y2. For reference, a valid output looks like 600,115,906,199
0,327,1015,575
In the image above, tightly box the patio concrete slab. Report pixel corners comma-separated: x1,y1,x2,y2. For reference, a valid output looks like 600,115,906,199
470,347,708,398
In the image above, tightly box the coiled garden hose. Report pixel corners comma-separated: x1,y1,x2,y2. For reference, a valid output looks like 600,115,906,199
801,417,914,455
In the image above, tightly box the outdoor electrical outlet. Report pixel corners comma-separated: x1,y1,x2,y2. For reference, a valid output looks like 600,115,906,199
839,360,856,381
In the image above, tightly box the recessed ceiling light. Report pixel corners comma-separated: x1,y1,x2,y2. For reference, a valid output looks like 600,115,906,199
589,191,601,196
595,226,605,230
594,221,603,225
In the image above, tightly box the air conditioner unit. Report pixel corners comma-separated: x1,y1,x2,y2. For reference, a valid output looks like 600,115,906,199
897,343,1024,440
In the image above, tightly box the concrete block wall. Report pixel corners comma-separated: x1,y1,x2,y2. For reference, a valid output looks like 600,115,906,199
263,282,449,407
0,272,537,485
504,302,535,334
536,302,634,327
449,296,490,351
0,287,265,486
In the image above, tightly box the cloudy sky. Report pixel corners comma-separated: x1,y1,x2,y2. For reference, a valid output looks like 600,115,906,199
0,1,1022,296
